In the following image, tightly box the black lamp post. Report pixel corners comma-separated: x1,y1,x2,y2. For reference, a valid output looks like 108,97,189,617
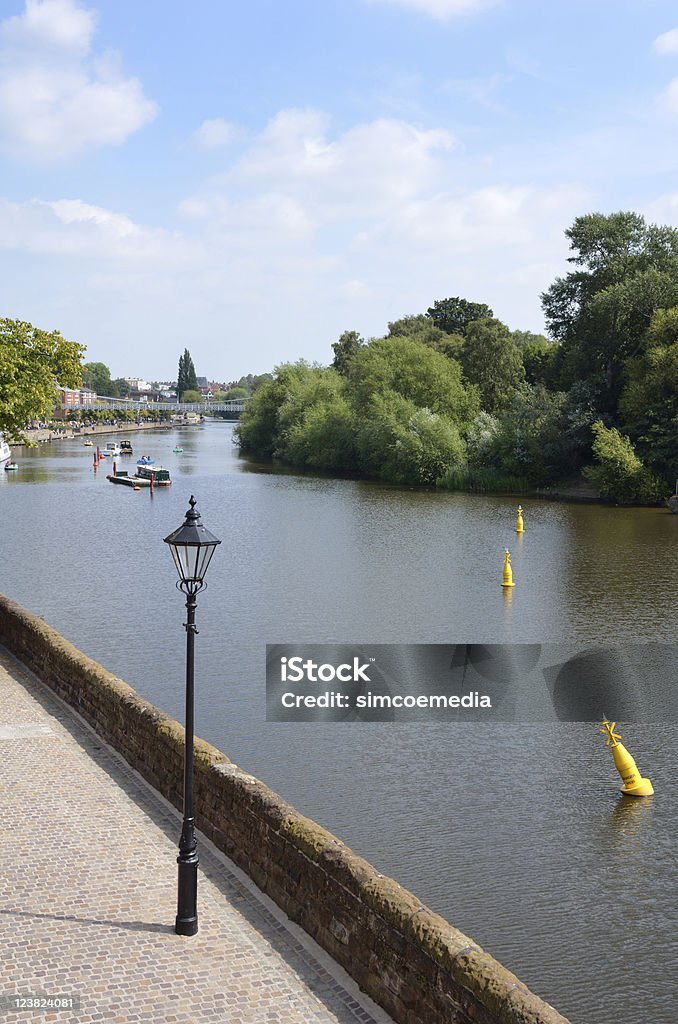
164,495,221,935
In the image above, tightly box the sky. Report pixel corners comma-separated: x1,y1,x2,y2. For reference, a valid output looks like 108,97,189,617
2,0,678,382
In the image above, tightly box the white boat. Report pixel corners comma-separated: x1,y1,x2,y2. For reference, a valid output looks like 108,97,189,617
101,442,122,457
0,435,11,466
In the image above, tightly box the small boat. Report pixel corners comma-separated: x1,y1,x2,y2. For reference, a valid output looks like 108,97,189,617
120,440,133,455
83,440,93,447
4,462,18,471
108,465,171,487
172,446,184,453
137,455,154,465
102,442,122,457
0,434,11,466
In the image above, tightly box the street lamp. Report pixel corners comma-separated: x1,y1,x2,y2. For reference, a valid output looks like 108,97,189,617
164,495,221,935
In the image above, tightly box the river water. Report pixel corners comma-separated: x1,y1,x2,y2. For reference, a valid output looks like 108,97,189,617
1,422,675,1024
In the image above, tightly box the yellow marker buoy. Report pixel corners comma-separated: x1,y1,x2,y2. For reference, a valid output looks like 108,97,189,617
516,505,524,533
501,548,515,587
599,718,654,797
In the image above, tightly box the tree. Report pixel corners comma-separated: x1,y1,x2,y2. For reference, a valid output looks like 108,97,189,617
349,335,479,427
180,389,203,404
112,377,131,397
460,319,525,413
541,212,678,408
331,330,364,376
82,361,115,396
426,296,493,335
511,331,558,387
0,318,85,441
584,420,662,503
177,348,198,399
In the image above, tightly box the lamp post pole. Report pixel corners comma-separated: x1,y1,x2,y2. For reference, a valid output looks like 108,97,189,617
176,585,199,935
164,496,221,937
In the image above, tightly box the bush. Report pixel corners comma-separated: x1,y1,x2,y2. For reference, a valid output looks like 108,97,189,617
584,421,663,503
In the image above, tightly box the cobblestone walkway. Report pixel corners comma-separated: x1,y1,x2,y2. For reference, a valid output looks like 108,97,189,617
0,648,392,1024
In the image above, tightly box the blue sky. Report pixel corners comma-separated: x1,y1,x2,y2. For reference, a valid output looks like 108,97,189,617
2,0,678,382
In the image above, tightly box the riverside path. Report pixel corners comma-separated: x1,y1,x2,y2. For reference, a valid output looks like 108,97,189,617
0,648,391,1024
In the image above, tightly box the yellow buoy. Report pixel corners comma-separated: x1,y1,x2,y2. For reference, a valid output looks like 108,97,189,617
501,548,515,588
516,505,524,533
599,719,654,797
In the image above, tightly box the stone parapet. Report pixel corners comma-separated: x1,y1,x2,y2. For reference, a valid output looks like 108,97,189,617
0,593,570,1024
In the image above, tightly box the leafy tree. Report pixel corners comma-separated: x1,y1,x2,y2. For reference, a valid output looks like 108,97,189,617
511,331,559,387
460,319,525,413
542,212,678,408
584,420,662,503
331,330,364,376
112,377,131,397
180,388,203,404
426,296,493,336
234,373,273,394
221,386,250,401
0,318,85,441
349,335,478,427
82,361,115,396
177,348,198,399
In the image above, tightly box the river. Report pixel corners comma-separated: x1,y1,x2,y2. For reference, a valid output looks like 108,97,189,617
1,421,675,1024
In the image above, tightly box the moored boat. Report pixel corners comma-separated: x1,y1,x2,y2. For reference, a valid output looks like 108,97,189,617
0,434,11,466
102,442,122,457
120,440,133,454
108,465,171,487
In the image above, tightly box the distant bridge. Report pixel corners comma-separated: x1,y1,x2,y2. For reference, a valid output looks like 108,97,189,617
59,396,250,416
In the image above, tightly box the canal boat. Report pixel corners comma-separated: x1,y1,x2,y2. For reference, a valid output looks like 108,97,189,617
107,466,171,487
0,434,11,466
136,465,171,485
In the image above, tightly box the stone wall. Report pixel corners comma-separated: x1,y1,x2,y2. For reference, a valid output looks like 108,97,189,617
0,594,569,1024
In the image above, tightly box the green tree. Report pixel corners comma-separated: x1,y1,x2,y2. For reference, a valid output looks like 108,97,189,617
181,388,203,404
541,212,678,408
584,420,662,503
221,386,250,401
426,296,493,335
349,335,478,427
177,348,198,399
331,330,364,376
511,331,558,386
82,361,115,396
0,318,85,441
460,319,525,413
112,377,131,397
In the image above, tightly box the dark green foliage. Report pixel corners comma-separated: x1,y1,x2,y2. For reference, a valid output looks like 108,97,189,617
82,362,116,396
460,319,525,413
331,330,364,376
177,348,198,399
426,296,493,335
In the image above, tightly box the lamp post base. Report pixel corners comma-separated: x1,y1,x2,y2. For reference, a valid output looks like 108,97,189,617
175,858,199,935
175,914,198,936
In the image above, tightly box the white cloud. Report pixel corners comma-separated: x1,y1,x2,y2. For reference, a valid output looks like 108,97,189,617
0,0,156,160
659,77,678,114
366,0,497,19
193,117,236,150
652,28,678,55
0,197,196,263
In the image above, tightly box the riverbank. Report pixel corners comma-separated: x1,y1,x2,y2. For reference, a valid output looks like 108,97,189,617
10,419,182,448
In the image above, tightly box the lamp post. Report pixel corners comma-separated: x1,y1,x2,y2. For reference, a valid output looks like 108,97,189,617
164,495,221,935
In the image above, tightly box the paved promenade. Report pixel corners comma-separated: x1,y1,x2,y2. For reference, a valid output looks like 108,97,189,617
0,648,391,1024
